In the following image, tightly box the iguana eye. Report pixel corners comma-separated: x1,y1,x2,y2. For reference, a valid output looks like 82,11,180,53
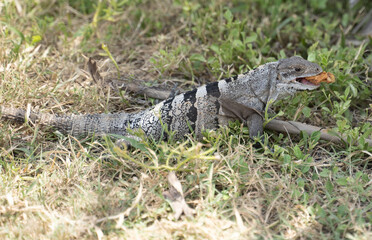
295,67,302,72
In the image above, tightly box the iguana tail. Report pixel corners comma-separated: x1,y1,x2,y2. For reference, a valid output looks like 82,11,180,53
0,106,132,137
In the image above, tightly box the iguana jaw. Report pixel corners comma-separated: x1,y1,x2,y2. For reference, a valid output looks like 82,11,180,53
292,71,335,90
293,77,321,90
278,73,322,92
296,78,319,86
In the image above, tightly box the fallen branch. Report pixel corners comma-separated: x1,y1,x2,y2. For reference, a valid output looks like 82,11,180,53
119,81,372,147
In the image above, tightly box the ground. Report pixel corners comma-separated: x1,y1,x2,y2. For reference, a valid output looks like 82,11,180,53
0,0,371,239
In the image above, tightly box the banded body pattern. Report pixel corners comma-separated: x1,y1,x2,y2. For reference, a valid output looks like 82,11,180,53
128,64,269,140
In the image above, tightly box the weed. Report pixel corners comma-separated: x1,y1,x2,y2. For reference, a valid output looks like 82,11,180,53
0,0,371,239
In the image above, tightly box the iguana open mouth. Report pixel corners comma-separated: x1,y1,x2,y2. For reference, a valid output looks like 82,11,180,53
296,72,335,86
296,78,320,86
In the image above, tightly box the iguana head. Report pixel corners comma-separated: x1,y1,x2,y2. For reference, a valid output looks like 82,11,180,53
276,56,323,93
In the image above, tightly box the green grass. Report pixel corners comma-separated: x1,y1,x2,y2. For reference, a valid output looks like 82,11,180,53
1,0,372,239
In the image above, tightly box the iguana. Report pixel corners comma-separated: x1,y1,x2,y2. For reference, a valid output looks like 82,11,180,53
0,56,334,141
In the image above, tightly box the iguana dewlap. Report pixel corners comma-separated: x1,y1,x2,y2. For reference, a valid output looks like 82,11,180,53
0,56,335,141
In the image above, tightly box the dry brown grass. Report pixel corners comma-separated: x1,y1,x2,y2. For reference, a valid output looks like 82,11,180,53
1,0,371,239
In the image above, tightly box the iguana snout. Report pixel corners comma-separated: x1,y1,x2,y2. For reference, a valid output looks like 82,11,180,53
276,56,334,92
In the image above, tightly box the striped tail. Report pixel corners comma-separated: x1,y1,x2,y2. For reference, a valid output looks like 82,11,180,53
1,106,132,137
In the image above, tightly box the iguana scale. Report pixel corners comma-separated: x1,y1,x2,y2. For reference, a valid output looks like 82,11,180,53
1,56,332,141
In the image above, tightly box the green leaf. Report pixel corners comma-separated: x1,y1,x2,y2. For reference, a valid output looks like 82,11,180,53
310,131,321,142
302,107,311,118
336,177,348,186
337,205,348,216
344,86,350,98
245,33,257,43
297,178,305,188
301,165,310,173
293,145,303,159
279,49,286,59
238,157,249,174
31,35,42,45
325,180,333,193
348,83,358,97
232,39,244,49
319,169,330,178
223,9,233,23
283,154,291,164
190,53,206,62
308,52,316,62
210,44,220,54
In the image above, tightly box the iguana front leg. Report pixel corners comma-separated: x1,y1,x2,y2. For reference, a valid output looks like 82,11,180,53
219,98,264,141
247,113,263,140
